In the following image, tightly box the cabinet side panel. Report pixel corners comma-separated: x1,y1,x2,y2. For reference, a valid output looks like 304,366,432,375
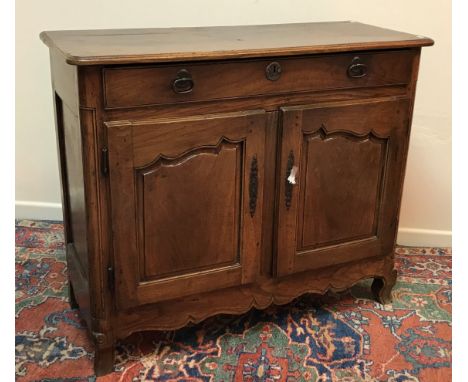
391,49,422,244
53,93,91,326
49,49,93,327
50,48,88,267
51,55,115,368
61,103,89,276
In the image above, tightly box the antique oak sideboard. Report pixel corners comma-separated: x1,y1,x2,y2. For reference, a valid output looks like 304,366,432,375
40,22,433,375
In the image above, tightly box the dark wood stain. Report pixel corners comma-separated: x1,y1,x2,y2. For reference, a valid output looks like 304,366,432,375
102,50,415,109
41,22,432,376
40,21,433,65
106,111,266,309
139,140,242,281
276,98,412,276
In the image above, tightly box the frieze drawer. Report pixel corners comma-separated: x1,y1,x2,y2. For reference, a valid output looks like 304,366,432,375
102,50,416,109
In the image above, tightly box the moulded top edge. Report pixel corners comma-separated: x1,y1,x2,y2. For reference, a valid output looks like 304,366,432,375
40,21,434,66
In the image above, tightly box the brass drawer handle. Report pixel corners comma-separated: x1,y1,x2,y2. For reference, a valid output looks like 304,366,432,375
347,57,368,78
172,69,194,93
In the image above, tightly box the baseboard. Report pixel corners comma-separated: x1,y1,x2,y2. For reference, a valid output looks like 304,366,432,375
397,227,452,247
15,200,63,221
15,201,452,247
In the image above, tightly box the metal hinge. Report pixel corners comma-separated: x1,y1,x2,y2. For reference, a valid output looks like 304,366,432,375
101,147,109,177
107,266,115,293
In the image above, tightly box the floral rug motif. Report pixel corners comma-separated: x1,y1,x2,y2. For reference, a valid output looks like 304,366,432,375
15,220,452,381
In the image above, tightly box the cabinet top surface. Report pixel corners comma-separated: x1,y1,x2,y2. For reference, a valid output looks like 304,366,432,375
40,21,433,66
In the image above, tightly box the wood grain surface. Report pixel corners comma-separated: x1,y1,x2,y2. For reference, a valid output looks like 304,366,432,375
41,22,432,375
40,21,433,65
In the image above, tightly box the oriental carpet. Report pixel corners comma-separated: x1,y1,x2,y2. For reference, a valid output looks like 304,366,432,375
15,220,451,381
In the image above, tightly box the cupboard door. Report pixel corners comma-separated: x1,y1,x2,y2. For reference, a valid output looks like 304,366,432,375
276,98,411,276
107,110,266,309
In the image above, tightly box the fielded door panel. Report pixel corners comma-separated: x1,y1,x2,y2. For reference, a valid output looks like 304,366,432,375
276,98,411,277
107,110,266,309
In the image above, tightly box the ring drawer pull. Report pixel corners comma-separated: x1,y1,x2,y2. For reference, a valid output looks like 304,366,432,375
172,69,194,93
347,57,368,78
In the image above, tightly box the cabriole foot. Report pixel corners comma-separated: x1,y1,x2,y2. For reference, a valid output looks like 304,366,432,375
371,269,397,304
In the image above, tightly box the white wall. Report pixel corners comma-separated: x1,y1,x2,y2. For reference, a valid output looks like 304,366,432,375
15,0,451,246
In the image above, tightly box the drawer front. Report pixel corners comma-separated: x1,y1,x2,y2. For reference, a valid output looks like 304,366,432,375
103,50,415,109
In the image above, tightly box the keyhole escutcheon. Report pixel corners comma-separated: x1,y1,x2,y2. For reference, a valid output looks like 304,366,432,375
266,61,282,81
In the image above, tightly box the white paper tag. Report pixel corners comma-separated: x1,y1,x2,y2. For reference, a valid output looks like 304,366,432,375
287,166,298,185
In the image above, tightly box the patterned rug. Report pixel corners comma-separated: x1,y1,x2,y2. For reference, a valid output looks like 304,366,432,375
15,220,452,381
